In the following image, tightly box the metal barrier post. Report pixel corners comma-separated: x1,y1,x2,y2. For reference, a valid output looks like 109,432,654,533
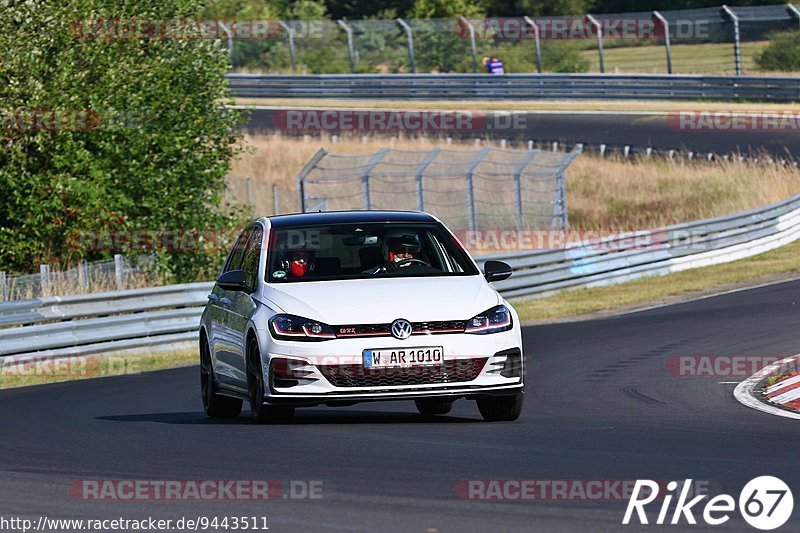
413,148,442,211
787,4,800,28
295,148,328,213
465,148,491,231
722,5,742,76
337,20,356,73
653,11,672,74
586,15,604,73
0,271,6,302
513,151,539,230
397,18,415,73
278,21,296,71
523,16,543,73
458,16,478,73
361,149,390,210
217,22,234,68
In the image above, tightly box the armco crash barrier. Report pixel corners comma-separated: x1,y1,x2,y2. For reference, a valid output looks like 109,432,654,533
3,192,800,359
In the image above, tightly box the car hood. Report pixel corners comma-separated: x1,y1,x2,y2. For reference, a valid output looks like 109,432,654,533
262,275,499,324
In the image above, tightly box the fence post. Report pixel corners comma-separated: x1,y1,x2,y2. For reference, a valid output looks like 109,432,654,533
295,148,328,213
246,177,254,206
217,22,234,68
551,146,583,229
79,259,89,291
337,20,356,73
278,20,297,72
586,14,604,73
653,11,672,74
513,151,539,230
360,149,390,210
277,20,296,71
114,254,125,291
40,264,51,298
789,4,800,28
273,184,280,215
523,16,543,73
0,271,6,302
465,148,491,232
721,5,742,76
413,148,442,212
396,18,415,73
458,16,478,73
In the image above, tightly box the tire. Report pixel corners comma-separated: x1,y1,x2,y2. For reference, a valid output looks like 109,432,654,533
476,393,523,422
200,335,242,418
415,398,453,416
247,337,295,424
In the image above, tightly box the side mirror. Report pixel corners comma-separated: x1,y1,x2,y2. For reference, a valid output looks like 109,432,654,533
217,270,252,293
483,260,512,282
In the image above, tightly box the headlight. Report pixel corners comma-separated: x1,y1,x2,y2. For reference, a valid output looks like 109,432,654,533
465,305,512,334
269,314,336,341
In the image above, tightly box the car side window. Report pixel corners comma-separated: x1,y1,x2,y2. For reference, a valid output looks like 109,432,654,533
223,228,253,274
241,227,263,290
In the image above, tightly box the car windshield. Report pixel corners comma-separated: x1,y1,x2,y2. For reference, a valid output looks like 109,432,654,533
266,222,479,283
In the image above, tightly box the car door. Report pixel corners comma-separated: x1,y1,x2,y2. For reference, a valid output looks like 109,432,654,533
226,225,263,388
212,227,253,388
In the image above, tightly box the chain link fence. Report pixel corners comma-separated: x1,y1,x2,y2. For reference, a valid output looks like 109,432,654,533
228,4,800,75
295,147,581,232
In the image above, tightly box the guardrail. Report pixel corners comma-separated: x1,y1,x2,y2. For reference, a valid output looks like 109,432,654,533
228,73,800,102
3,191,800,361
479,191,800,298
0,283,212,359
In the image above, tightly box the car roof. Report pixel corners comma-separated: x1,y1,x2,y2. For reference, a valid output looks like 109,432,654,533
263,210,438,229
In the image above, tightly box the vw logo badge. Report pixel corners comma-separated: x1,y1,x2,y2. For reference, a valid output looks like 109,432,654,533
391,319,413,340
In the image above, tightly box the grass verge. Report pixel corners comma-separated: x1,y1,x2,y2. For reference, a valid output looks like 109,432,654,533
513,238,800,323
0,348,197,390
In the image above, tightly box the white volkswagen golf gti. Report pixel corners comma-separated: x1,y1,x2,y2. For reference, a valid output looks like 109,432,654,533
199,211,524,423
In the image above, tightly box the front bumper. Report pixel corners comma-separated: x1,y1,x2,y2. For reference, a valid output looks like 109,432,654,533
256,327,524,406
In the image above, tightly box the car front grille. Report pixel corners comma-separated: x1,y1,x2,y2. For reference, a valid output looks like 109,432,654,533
316,358,488,388
334,320,467,338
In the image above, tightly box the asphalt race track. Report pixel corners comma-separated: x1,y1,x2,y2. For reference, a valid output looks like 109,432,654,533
243,107,800,158
2,279,800,531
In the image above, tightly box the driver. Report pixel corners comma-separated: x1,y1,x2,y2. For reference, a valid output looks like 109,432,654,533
380,233,423,272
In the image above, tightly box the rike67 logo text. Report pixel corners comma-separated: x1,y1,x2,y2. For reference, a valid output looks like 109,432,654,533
623,477,793,530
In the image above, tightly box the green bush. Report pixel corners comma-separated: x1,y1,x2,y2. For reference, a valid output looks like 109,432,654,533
756,30,800,71
0,0,245,281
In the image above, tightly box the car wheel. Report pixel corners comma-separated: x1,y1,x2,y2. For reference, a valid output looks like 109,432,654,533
415,398,453,416
247,337,295,424
476,393,523,422
200,335,242,418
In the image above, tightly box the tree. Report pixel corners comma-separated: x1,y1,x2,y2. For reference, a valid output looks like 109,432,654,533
0,0,244,280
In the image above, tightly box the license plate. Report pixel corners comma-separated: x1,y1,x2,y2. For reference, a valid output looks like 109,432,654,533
363,347,443,368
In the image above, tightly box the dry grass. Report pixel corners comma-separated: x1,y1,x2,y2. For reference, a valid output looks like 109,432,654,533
3,267,168,302
232,134,800,231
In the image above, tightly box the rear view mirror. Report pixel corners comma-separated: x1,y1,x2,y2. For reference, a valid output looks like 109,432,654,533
483,260,512,282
